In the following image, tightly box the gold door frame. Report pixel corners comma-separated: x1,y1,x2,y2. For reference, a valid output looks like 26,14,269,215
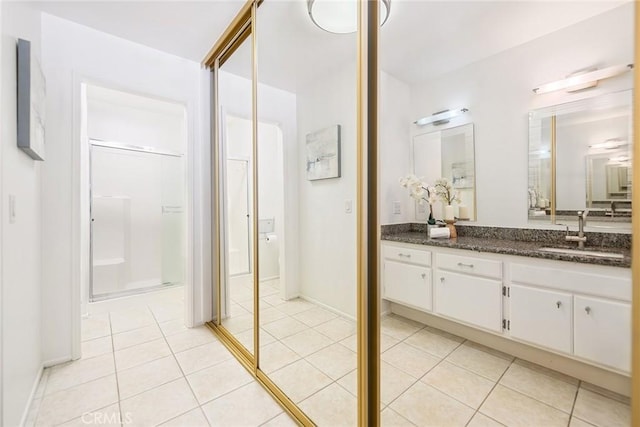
632,2,639,425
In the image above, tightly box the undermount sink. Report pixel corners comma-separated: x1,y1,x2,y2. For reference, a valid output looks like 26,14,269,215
538,247,624,259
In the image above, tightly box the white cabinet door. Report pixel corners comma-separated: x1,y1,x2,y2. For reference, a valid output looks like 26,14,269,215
509,285,572,353
574,295,631,372
434,270,502,332
383,260,432,311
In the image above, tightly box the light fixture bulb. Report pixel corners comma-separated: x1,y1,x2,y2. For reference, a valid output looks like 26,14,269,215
307,0,391,34
533,64,633,94
414,108,469,126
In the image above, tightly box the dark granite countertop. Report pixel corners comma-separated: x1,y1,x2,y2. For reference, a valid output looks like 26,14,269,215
381,224,631,268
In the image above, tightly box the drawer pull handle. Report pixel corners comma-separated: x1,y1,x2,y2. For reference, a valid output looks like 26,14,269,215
585,306,591,314
421,273,426,279
398,253,412,258
457,262,474,268
556,301,562,309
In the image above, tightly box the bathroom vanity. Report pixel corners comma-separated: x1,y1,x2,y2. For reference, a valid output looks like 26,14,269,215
381,224,631,393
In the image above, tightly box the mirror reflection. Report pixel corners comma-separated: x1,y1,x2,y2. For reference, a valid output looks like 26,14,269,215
413,123,476,221
528,90,632,228
219,35,256,355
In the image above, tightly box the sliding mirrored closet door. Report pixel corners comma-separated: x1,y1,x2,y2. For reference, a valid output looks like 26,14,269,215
217,30,257,357
255,2,359,424
207,0,373,424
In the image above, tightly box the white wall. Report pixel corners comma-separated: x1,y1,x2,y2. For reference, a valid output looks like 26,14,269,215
406,3,634,227
40,14,210,363
297,61,358,318
379,71,413,225
0,3,43,425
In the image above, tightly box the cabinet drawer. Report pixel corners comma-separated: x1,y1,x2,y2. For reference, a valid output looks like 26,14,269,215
383,245,431,267
436,253,502,279
383,260,432,312
434,269,502,332
509,285,572,353
574,295,631,372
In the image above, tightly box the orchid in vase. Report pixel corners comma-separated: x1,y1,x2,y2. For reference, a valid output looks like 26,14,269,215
434,178,461,221
399,174,438,224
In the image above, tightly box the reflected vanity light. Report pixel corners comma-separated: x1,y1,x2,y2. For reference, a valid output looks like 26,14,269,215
589,138,627,150
307,0,391,34
414,108,469,126
532,64,633,94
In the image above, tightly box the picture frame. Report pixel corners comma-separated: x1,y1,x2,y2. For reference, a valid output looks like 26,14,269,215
306,124,341,180
17,38,46,161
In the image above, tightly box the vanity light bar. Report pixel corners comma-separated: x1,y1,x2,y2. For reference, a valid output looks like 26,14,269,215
533,64,634,94
589,138,627,150
414,108,469,126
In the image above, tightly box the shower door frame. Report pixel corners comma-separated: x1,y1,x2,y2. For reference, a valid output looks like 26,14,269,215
88,138,185,302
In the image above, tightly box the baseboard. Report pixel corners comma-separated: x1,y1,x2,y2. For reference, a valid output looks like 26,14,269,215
43,356,71,368
19,363,45,427
299,295,356,322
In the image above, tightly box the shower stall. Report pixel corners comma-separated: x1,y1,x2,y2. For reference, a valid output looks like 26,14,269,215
86,84,186,302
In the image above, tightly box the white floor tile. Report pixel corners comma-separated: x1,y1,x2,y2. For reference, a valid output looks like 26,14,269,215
292,307,338,327
174,341,232,375
114,338,171,371
421,361,495,409
37,375,118,426
159,408,210,427
281,328,333,357
57,404,122,426
446,342,512,381
299,383,357,427
201,382,283,427
46,353,115,395
313,317,356,341
112,323,162,350
259,341,301,374
480,384,569,427
117,355,183,399
390,382,475,427
110,307,156,334
381,342,440,378
186,358,253,404
306,343,357,380
81,313,111,341
573,388,631,427
165,326,216,353
120,378,198,427
261,317,308,340
81,336,113,360
269,359,333,403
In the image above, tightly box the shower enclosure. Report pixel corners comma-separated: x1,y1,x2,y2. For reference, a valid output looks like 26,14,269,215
89,139,185,301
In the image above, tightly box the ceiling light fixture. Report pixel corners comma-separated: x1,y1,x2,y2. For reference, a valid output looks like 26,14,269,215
414,108,469,126
532,64,633,94
307,0,391,34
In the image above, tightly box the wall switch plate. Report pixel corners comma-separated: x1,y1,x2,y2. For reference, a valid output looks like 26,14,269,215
345,200,353,214
8,195,16,224
393,201,401,214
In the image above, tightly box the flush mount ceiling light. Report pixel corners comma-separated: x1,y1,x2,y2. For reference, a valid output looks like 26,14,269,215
414,108,469,126
307,0,391,34
532,64,634,95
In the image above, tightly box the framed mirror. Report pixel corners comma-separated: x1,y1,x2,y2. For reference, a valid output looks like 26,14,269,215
412,123,476,221
528,90,632,229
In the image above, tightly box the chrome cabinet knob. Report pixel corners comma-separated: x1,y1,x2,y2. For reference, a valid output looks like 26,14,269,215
440,277,445,283
421,273,426,279
585,306,591,314
556,301,562,309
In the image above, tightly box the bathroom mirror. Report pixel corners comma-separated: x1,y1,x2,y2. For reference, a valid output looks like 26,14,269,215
412,123,476,221
528,89,632,229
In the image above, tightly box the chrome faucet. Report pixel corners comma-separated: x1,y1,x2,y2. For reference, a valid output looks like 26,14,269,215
565,210,588,249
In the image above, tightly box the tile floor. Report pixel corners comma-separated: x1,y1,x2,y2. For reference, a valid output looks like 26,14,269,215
25,282,631,427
